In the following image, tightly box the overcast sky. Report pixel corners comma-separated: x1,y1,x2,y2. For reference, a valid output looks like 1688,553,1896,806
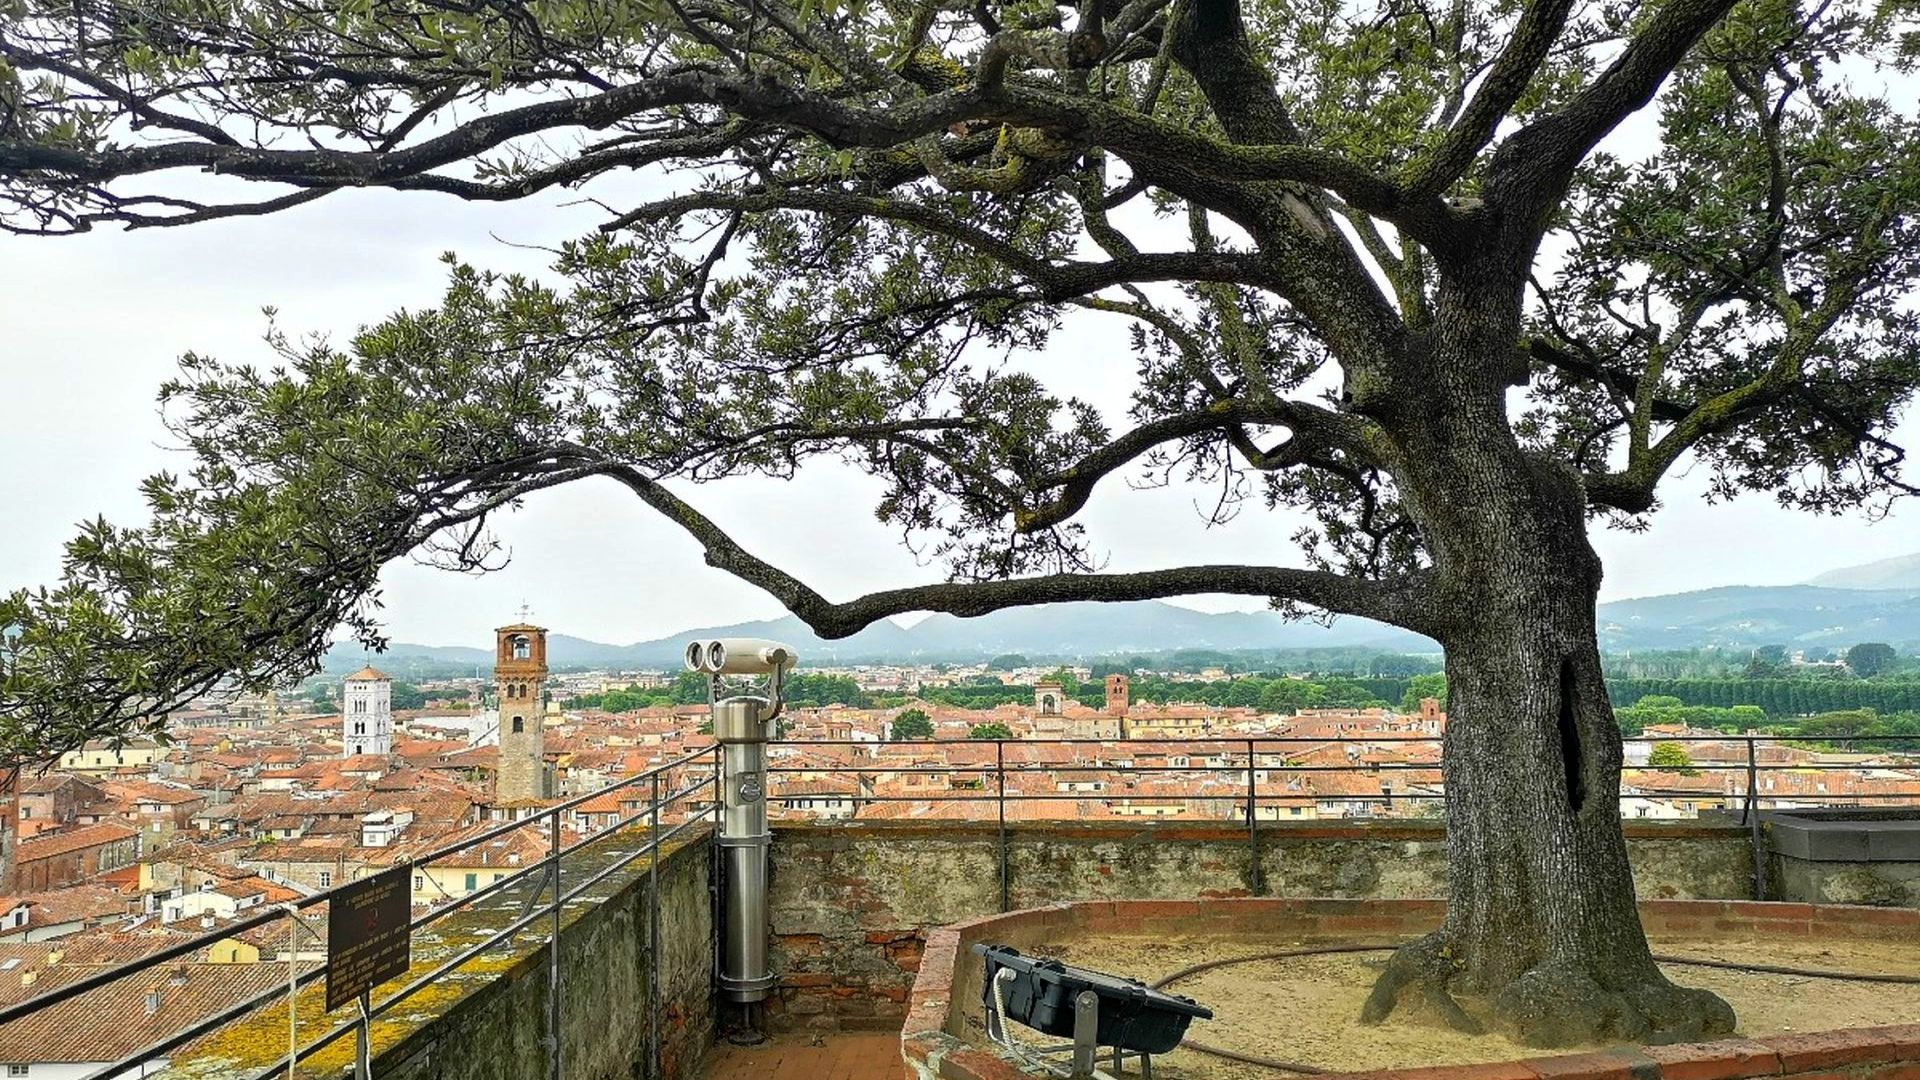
2,180,1914,647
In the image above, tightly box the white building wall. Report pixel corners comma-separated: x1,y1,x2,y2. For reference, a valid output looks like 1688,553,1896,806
341,677,394,758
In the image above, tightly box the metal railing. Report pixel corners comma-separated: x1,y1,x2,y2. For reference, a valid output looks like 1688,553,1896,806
5,732,1915,1075
0,744,721,1080
761,733,1920,910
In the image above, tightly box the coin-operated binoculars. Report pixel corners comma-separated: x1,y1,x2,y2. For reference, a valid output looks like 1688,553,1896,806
686,638,796,1024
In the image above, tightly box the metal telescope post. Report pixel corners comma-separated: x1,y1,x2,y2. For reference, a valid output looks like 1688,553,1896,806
686,637,796,1042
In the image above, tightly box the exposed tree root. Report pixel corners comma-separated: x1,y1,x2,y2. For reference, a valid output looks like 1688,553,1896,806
1362,936,1737,1048
1359,932,1483,1035
1494,963,1735,1047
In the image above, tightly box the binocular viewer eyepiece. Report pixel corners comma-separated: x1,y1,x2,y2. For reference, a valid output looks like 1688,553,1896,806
683,637,799,676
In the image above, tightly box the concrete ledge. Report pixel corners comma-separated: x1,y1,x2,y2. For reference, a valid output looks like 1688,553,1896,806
902,898,1920,1080
1769,813,1920,862
778,819,1750,843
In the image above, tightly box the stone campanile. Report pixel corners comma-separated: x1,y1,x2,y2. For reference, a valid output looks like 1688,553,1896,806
1105,673,1130,716
494,619,550,804
341,666,394,758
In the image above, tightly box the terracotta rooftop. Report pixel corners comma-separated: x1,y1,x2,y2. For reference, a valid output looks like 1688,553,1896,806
344,665,392,682
16,822,139,862
0,962,311,1063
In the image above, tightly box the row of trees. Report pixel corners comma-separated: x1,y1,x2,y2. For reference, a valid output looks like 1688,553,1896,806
1086,649,1444,679
914,671,1410,714
306,680,456,711
1603,644,1914,681
1610,679,1920,716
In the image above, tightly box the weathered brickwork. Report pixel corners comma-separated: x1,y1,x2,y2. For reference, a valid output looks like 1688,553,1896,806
766,820,1757,1032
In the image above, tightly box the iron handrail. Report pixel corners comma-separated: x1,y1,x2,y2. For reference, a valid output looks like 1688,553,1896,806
235,779,720,1080
766,734,1920,745
0,744,719,1030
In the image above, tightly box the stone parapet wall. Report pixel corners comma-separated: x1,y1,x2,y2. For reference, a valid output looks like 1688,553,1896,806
373,834,715,1080
173,828,714,1080
765,820,1756,1033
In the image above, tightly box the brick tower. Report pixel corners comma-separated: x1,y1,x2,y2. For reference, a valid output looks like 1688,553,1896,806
1105,674,1130,716
494,619,550,804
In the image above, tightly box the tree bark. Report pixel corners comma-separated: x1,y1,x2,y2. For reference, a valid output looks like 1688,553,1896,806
1359,304,1736,1044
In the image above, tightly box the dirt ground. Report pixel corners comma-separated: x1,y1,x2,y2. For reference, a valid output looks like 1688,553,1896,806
1014,933,1920,1079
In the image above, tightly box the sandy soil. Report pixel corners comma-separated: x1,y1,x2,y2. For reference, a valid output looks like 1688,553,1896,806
1014,933,1920,1079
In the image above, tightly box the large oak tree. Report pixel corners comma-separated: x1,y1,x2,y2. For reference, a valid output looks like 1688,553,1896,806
4,0,1918,1047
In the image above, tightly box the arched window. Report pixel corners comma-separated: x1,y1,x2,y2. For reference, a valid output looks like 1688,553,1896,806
511,717,524,734
511,635,531,660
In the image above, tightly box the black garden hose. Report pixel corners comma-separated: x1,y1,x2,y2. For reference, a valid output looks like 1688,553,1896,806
1148,942,1920,1074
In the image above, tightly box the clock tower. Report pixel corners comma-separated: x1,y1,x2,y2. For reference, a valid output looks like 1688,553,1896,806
494,618,550,804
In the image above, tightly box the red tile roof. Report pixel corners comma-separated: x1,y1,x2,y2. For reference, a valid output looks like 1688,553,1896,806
16,822,139,863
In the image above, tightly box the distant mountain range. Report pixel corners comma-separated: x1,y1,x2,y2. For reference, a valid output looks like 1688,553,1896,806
323,552,1920,674
1805,551,1920,590
1594,585,1920,651
322,603,1434,674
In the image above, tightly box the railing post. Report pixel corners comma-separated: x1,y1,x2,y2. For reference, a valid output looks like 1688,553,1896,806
997,740,1009,913
1746,736,1765,901
285,907,300,1077
550,808,564,1080
649,771,662,1080
1246,738,1262,896
354,991,372,1080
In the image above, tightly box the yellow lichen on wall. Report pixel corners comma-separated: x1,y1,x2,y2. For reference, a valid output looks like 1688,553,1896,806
178,831,702,1075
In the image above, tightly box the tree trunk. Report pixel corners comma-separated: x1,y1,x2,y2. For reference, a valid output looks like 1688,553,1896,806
1358,361,1736,1044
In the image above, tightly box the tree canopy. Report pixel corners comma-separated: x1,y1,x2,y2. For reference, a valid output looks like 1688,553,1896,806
1645,741,1698,774
3,0,1919,1041
889,707,934,739
1846,642,1900,677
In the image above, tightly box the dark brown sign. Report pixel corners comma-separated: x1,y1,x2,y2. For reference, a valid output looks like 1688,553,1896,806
325,864,412,1011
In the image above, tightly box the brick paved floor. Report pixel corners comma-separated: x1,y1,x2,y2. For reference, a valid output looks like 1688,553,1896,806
701,1032,911,1080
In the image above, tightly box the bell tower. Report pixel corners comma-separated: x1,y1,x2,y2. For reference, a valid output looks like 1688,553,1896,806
494,615,550,804
342,665,394,758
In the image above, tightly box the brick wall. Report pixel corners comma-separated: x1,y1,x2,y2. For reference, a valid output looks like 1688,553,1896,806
765,819,1756,1032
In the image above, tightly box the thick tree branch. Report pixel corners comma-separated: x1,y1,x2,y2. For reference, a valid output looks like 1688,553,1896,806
1404,0,1576,198
1488,0,1738,233
1,68,984,188
605,187,1291,299
1014,398,1378,531
1156,0,1413,375
587,458,1439,636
